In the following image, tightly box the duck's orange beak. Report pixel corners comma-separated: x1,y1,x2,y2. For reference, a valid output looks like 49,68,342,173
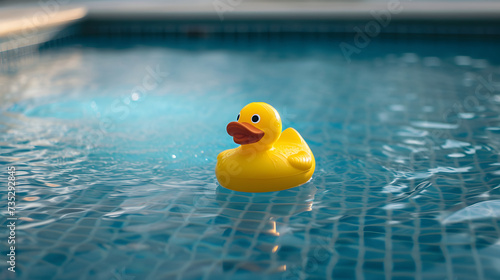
227,122,264,145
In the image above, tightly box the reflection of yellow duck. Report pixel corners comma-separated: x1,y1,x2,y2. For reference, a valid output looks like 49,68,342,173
215,102,315,192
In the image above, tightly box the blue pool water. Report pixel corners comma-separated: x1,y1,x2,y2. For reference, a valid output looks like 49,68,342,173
1,36,500,280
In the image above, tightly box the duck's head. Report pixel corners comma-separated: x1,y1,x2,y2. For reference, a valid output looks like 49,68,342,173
226,102,282,150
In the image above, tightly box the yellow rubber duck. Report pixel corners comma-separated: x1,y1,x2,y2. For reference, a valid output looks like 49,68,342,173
215,102,315,192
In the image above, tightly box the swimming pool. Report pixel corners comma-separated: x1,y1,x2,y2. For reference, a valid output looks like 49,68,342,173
1,3,500,280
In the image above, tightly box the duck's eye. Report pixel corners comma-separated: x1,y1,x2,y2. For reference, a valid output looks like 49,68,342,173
251,114,260,123
237,114,240,121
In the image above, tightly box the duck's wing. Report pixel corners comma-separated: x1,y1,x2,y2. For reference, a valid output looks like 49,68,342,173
278,128,313,171
288,151,313,170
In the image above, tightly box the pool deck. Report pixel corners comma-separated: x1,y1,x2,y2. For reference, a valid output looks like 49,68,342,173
1,1,500,60
1,1,500,27
85,1,500,21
